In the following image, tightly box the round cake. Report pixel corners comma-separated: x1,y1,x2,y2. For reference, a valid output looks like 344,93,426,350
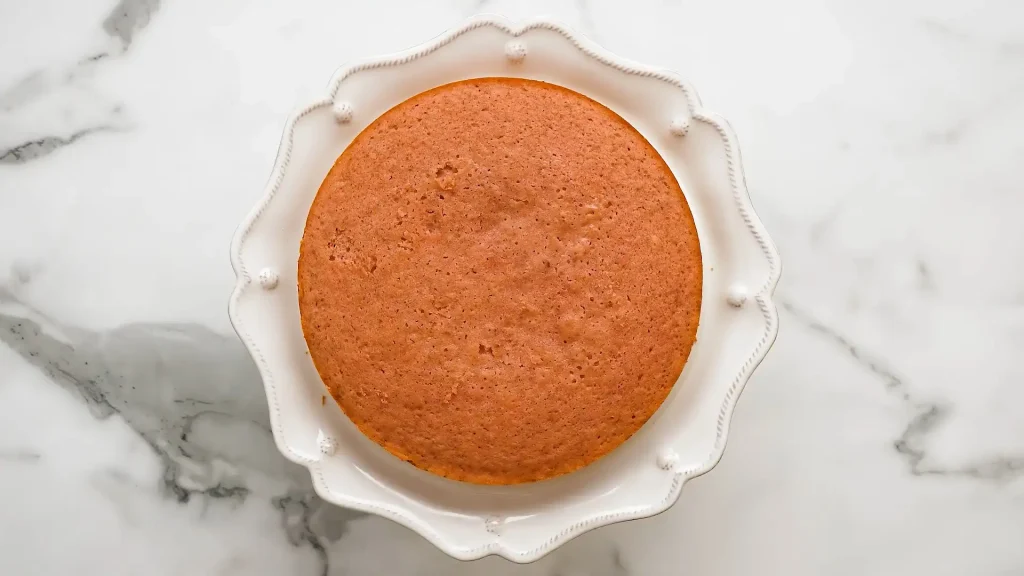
298,78,702,484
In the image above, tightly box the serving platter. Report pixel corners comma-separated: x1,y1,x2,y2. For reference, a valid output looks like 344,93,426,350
228,15,780,562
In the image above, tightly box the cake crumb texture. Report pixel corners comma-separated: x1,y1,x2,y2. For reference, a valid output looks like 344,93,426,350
299,78,701,484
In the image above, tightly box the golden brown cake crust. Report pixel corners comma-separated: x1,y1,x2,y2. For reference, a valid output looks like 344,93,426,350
298,78,702,484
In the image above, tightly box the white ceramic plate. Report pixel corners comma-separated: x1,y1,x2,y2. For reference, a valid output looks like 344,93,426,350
228,16,780,563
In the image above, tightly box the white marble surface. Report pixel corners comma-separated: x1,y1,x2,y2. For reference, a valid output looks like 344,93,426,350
1,0,1023,574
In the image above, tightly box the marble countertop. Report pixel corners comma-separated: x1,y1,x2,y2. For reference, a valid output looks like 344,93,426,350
2,0,1022,574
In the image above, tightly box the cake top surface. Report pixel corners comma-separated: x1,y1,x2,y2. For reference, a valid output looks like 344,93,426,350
298,77,702,484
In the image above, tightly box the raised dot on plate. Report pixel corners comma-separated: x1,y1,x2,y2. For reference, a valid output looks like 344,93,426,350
657,451,679,470
484,516,504,534
669,116,690,137
258,268,279,290
726,284,748,307
504,40,527,63
319,437,338,456
333,101,353,124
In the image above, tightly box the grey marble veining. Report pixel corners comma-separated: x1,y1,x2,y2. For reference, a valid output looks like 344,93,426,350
0,127,117,164
0,287,363,575
782,300,1024,481
0,0,153,165
103,0,162,49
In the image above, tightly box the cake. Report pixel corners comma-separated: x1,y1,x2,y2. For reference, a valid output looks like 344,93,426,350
298,78,702,484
